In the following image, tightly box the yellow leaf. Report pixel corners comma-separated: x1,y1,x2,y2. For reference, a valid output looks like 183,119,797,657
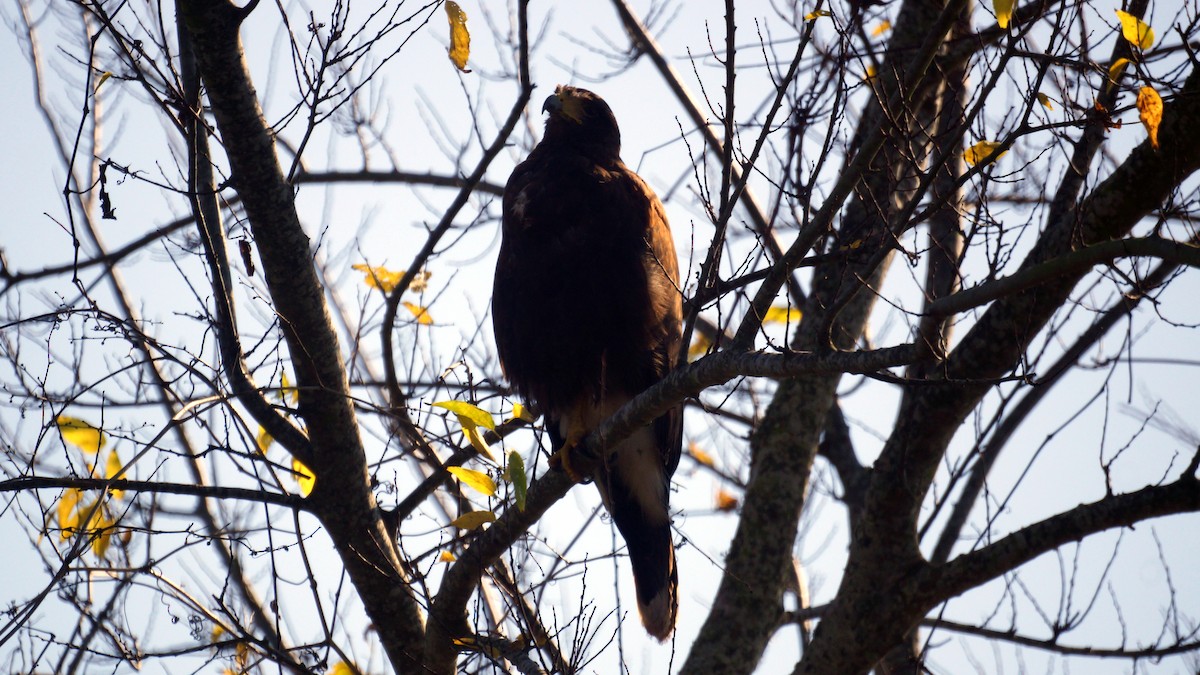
688,334,712,361
292,457,315,496
507,451,527,511
92,519,114,559
432,400,496,430
439,550,457,563
1115,10,1154,50
763,305,802,324
450,510,496,530
803,9,830,21
1036,92,1054,110
446,1,471,72
211,624,226,642
105,450,125,500
57,488,82,540
715,490,739,512
56,415,107,453
403,301,433,325
466,425,497,463
963,140,1007,167
280,371,299,404
328,661,355,675
81,504,114,558
1137,86,1163,150
863,65,878,82
255,425,273,454
690,442,715,468
448,466,497,496
352,263,403,293
870,20,891,37
1108,58,1131,83
95,71,113,92
993,0,1014,29
511,402,535,423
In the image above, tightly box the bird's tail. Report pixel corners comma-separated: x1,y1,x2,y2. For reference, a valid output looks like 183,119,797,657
607,482,678,641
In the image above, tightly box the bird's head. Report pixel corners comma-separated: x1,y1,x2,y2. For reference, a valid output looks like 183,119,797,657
541,85,621,156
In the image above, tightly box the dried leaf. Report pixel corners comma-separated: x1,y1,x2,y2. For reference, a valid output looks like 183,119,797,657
507,451,527,511
1036,92,1054,110
445,1,471,72
238,238,255,276
870,20,891,37
450,510,496,530
1115,10,1154,50
1137,86,1163,150
803,9,830,20
56,415,107,453
448,466,497,496
690,442,715,468
292,457,315,497
963,140,1007,167
439,550,457,563
410,270,432,293
328,661,355,675
993,0,1014,29
95,71,113,93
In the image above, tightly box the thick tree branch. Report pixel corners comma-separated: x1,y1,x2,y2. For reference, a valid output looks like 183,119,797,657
177,1,425,669
926,236,1200,317
926,476,1200,602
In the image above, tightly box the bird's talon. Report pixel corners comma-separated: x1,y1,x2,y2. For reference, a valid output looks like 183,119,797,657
550,445,586,483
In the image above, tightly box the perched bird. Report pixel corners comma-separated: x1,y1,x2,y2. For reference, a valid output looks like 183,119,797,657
492,85,682,640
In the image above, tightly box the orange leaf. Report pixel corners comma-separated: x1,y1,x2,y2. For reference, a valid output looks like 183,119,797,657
715,490,740,512
1136,86,1163,150
351,263,402,293
403,301,433,325
963,140,1007,167
445,1,471,72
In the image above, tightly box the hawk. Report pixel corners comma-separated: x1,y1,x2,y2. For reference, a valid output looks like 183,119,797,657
492,85,682,640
